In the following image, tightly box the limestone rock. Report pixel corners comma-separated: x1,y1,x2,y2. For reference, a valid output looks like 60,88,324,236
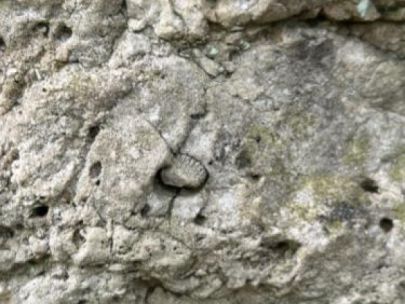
0,1,405,304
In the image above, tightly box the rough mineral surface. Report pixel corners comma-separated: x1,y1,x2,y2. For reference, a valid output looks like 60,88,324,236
0,0,405,303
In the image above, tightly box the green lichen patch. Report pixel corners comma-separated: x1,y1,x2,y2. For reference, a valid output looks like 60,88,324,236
284,110,316,139
343,131,370,167
246,124,282,147
325,219,344,234
288,202,320,222
235,148,253,169
304,175,368,204
235,124,285,171
393,203,405,223
389,153,405,183
236,110,316,175
287,174,370,223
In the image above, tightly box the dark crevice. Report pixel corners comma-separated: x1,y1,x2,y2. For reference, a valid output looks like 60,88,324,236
89,161,102,178
379,218,393,233
140,203,151,217
0,36,5,52
87,125,101,141
360,177,379,193
190,112,206,120
0,225,14,239
30,204,49,218
273,241,292,253
260,238,301,257
73,227,85,249
33,21,50,37
166,189,181,219
121,0,127,15
194,233,206,243
305,13,329,27
235,149,252,169
144,286,156,304
140,278,185,303
53,23,73,42
92,200,107,224
27,254,51,266
247,171,262,182
65,121,104,208
193,213,207,226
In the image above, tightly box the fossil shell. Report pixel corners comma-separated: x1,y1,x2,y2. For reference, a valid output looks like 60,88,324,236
160,154,208,189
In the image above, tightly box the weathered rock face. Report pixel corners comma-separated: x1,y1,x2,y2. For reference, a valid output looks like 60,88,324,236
0,0,405,303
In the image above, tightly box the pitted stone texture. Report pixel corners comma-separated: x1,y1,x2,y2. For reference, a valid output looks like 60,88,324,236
75,105,170,223
1,1,405,304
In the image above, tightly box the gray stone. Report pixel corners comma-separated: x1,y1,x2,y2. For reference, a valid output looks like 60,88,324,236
0,0,405,303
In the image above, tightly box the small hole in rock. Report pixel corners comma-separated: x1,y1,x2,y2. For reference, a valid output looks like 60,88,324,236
0,225,14,238
261,239,300,256
379,218,393,233
228,48,240,61
30,204,49,218
34,21,50,37
360,178,379,193
13,77,22,85
255,136,261,143
190,112,205,120
87,125,100,140
89,161,102,178
249,173,261,181
121,0,127,13
95,180,100,186
0,37,5,52
274,241,290,252
54,23,73,42
195,233,206,242
73,229,85,248
141,204,150,217
194,214,207,225
235,149,252,169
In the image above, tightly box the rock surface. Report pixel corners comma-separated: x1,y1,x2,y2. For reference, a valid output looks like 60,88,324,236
0,0,405,303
